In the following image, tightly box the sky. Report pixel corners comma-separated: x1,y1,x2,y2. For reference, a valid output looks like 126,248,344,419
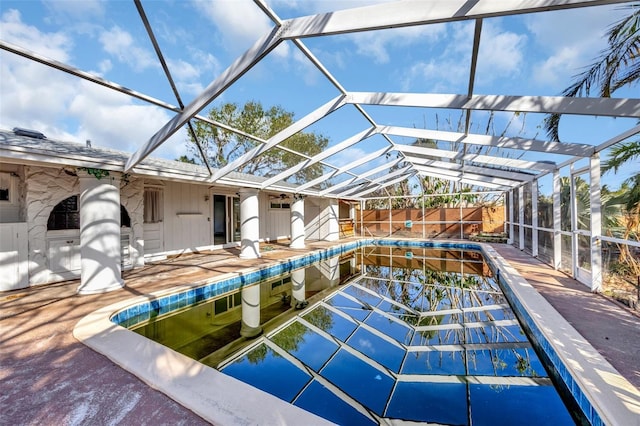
0,0,637,191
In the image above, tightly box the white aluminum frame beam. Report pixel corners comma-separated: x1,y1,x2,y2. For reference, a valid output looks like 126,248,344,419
461,153,555,172
260,127,376,189
402,155,535,182
413,164,519,188
392,142,459,160
208,95,347,182
125,27,284,172
347,92,640,118
347,172,416,199
279,0,624,38
296,146,392,193
321,157,403,196
335,164,412,197
416,170,510,190
380,125,595,157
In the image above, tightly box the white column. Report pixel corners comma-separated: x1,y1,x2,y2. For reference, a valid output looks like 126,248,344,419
508,190,514,245
590,155,602,292
77,170,124,295
290,194,305,249
518,185,525,251
323,199,339,241
531,181,539,257
240,284,262,337
290,268,308,309
552,170,562,270
320,255,341,287
238,188,260,259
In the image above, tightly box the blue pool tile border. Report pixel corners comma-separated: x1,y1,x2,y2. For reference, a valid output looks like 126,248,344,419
111,238,599,425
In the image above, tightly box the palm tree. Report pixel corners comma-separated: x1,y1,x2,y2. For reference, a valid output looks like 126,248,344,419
546,4,640,216
545,4,639,141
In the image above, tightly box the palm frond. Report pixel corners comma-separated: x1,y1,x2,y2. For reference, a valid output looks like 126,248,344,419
545,5,640,140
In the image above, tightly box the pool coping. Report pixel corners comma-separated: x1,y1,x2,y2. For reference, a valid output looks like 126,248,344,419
73,239,640,426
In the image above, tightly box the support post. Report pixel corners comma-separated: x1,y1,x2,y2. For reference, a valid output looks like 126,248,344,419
590,154,602,292
240,284,262,337
239,188,260,259
553,170,562,270
508,190,514,245
290,268,308,309
290,194,305,249
532,181,539,257
77,170,124,294
518,185,525,251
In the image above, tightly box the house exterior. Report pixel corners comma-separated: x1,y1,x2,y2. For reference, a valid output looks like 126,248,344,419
0,129,352,293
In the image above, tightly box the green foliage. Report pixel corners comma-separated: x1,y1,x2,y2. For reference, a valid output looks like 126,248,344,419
176,155,196,164
79,167,109,180
545,4,640,141
188,101,329,183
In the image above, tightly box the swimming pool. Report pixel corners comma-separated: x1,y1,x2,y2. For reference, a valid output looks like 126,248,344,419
74,239,639,425
214,246,575,425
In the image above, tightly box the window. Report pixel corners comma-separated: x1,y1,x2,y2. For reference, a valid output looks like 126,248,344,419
47,195,131,230
0,173,15,203
270,196,290,209
48,195,80,230
144,188,163,223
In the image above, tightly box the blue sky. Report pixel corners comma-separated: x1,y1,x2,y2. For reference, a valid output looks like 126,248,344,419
0,1,637,189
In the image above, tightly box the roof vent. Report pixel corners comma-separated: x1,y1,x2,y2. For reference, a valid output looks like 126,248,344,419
13,127,46,139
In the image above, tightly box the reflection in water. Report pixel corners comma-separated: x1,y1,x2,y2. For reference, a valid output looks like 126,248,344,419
219,247,578,426
132,246,578,425
131,254,357,364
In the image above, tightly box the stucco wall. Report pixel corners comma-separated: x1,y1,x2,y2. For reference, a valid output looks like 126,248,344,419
121,176,144,268
26,166,80,285
25,165,144,285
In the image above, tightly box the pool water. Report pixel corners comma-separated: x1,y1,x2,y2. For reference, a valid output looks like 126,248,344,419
130,245,577,425
218,246,576,425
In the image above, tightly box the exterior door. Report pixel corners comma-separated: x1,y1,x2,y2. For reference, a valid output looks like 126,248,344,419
229,196,240,243
213,195,240,244
213,195,227,245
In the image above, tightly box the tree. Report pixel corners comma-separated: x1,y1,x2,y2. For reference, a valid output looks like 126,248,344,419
188,101,329,183
545,4,639,141
544,4,640,214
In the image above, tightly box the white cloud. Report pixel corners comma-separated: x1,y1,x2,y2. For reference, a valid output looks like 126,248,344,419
476,21,527,83
349,24,446,64
0,9,71,62
99,26,157,72
68,81,187,159
525,5,626,90
0,11,185,161
192,0,272,55
42,0,105,20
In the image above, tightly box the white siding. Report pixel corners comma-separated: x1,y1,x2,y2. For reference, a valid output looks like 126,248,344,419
162,181,211,252
0,222,28,290
305,196,321,240
260,193,290,241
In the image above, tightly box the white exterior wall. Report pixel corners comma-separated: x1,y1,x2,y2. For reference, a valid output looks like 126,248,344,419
0,164,25,223
22,165,143,286
162,181,211,253
259,193,290,241
120,176,144,268
8,161,340,287
0,222,28,291
304,196,339,241
304,197,322,240
26,166,80,285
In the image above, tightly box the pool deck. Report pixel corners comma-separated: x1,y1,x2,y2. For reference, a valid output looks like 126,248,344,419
1,239,639,425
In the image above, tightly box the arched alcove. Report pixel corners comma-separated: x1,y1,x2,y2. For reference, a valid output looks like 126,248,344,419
47,195,131,230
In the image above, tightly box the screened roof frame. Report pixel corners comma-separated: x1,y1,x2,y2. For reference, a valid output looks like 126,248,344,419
2,0,639,200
